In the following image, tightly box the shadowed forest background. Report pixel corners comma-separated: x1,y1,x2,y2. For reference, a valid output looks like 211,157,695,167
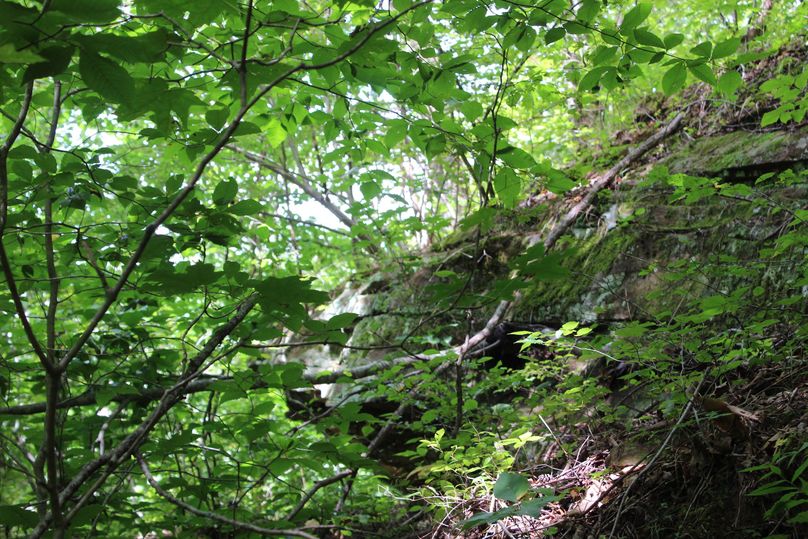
0,0,806,537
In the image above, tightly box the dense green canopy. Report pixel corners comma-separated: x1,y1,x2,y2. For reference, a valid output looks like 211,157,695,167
0,0,805,537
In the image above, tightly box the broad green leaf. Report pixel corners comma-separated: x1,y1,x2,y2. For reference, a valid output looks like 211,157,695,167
360,181,382,200
689,62,717,85
564,21,590,35
615,323,650,337
0,43,44,64
591,46,618,66
79,51,135,104
0,505,38,528
544,27,566,44
503,25,525,49
516,26,537,52
213,179,238,205
50,0,120,22
233,122,261,137
712,37,740,59
620,3,652,34
493,472,531,502
663,33,685,49
77,30,170,64
690,41,712,58
634,28,665,49
577,0,600,22
498,146,536,169
493,168,521,208
662,62,687,95
520,253,568,280
228,199,263,215
23,46,73,83
579,66,609,92
788,511,808,524
255,276,329,306
206,108,230,130
460,101,483,121
760,110,780,127
717,70,742,97
325,312,358,329
265,118,288,148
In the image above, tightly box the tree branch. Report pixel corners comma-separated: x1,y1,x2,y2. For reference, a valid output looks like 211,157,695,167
0,82,50,369
137,453,318,539
29,295,259,538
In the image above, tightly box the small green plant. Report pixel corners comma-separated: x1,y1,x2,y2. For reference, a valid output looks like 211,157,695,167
744,441,808,533
760,67,808,127
460,472,560,530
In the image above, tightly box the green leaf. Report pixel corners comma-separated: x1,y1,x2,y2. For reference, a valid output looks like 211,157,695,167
205,108,230,130
493,472,531,502
522,253,568,280
712,37,740,59
360,181,382,200
460,101,483,121
70,504,104,526
760,109,780,127
228,199,263,215
79,51,135,104
620,3,652,34
0,43,45,64
254,276,329,307
717,70,742,97
688,62,717,85
591,46,618,66
0,505,38,528
498,147,536,169
493,168,521,208
788,511,808,524
578,66,609,92
662,62,687,95
577,0,600,22
213,179,238,205
516,26,537,52
690,41,712,58
325,312,358,330
543,173,576,194
234,122,261,137
564,22,590,35
503,25,525,49
615,323,649,337
51,0,121,22
634,28,665,49
265,118,288,148
77,30,170,64
23,45,74,83
544,27,566,44
663,33,685,49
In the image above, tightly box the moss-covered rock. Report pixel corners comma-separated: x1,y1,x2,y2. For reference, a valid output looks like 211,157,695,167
293,127,807,403
660,125,808,176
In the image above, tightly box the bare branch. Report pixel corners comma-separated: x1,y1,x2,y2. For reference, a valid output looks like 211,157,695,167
286,469,354,521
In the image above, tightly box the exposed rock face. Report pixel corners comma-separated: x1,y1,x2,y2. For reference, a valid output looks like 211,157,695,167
282,279,377,400
286,126,807,402
659,125,808,177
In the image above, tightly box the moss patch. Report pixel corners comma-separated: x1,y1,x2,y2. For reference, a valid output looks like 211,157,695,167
660,126,808,176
